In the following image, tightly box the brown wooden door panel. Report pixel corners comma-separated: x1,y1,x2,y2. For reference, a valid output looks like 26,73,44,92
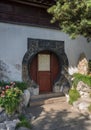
30,51,59,93
37,71,51,93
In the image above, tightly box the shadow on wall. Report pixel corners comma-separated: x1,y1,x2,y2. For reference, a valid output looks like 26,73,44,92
0,60,21,81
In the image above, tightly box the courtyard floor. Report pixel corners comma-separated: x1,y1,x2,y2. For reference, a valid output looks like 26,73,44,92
29,97,91,130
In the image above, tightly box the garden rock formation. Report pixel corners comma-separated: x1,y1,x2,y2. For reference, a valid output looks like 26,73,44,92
72,81,91,116
0,107,33,130
77,53,88,75
0,88,32,130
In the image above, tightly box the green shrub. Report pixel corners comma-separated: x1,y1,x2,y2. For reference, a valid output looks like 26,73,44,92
69,88,80,105
15,81,28,91
0,81,10,87
89,92,91,98
0,81,28,115
0,81,28,92
72,73,91,88
88,104,91,112
0,82,22,115
0,87,22,114
16,114,31,129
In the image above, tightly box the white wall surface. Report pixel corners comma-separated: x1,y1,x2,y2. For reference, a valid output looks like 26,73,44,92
0,22,91,81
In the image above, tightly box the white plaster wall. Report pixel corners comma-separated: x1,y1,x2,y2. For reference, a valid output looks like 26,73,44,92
0,22,91,81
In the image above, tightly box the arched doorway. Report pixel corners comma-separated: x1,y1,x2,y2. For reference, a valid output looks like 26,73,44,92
22,38,69,95
29,51,59,93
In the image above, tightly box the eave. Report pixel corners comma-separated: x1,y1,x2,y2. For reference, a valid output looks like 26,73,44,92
0,0,56,8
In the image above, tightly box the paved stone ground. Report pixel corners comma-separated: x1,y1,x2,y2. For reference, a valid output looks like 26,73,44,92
29,97,91,130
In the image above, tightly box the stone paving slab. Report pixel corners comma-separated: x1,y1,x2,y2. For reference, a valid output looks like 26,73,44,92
30,97,91,130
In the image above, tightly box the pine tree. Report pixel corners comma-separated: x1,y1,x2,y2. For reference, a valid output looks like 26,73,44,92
48,0,91,41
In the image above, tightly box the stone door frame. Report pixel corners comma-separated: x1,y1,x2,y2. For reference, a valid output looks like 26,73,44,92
22,38,69,94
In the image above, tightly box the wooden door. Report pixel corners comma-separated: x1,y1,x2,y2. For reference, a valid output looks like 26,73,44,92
37,54,51,93
30,51,59,93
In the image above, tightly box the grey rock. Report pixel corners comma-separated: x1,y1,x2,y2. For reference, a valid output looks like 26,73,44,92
6,122,16,130
0,107,4,114
23,89,30,106
16,127,30,130
17,89,30,114
5,119,20,130
13,119,20,124
89,115,91,119
6,125,15,130
77,81,91,92
0,123,6,130
77,52,88,75
78,101,90,111
0,111,8,123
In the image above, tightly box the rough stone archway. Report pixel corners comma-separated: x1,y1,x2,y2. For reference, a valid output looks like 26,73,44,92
22,38,69,95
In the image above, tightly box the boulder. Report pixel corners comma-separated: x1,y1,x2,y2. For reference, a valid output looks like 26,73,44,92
73,100,90,113
0,123,6,130
77,81,91,92
17,89,30,114
77,52,88,75
16,127,30,130
0,107,4,114
78,101,90,111
0,111,8,123
72,80,91,114
77,81,91,98
23,89,30,106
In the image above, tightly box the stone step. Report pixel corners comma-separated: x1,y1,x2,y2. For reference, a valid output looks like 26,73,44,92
31,92,64,100
30,93,65,107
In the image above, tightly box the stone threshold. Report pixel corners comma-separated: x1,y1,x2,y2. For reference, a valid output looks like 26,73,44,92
30,92,64,107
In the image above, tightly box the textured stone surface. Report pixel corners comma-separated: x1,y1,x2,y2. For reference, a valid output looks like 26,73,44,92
23,89,31,106
0,123,6,130
72,81,91,114
0,107,4,114
77,81,91,98
0,111,8,123
77,53,88,75
17,127,30,130
0,119,20,130
78,101,90,111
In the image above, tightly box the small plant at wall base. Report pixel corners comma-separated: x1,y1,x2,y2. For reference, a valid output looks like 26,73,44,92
69,88,80,105
68,73,91,105
72,73,91,88
88,104,91,113
16,114,32,129
0,81,28,92
0,82,22,115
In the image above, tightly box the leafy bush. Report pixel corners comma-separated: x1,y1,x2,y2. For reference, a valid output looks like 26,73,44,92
0,81,10,87
89,92,91,98
0,81,28,92
88,60,91,73
88,104,91,112
72,73,91,88
69,88,80,105
16,114,31,129
15,81,28,91
0,82,22,115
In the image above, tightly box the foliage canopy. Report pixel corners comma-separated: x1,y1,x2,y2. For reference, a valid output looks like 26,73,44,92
48,0,91,40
